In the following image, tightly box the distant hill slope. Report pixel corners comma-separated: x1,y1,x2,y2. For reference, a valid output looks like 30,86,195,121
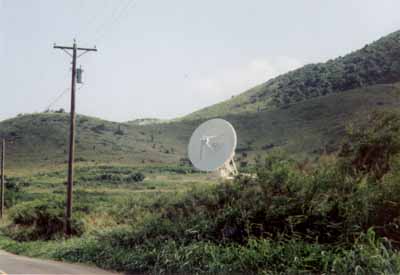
157,83,400,163
0,113,182,169
1,83,400,169
185,30,400,120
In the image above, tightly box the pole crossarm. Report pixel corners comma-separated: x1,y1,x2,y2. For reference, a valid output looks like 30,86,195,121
53,45,74,50
54,45,97,51
54,44,97,59
77,47,98,52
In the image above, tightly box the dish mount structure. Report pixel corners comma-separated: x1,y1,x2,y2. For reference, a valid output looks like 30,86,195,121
188,119,238,178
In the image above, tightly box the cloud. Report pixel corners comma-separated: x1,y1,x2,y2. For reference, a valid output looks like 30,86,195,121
187,56,303,103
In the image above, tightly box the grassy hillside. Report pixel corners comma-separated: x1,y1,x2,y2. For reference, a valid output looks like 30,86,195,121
155,82,400,163
185,30,400,120
2,82,400,170
0,113,183,170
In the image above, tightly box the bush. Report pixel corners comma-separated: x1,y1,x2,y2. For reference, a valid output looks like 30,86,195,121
6,197,85,241
3,176,30,208
126,172,145,183
102,150,398,248
95,172,145,183
5,177,21,192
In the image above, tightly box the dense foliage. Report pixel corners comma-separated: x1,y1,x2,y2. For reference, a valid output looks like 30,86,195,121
269,31,400,107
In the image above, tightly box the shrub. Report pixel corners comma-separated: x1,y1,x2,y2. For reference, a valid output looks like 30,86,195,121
126,172,145,183
3,176,29,208
95,172,145,183
5,177,20,192
6,197,85,241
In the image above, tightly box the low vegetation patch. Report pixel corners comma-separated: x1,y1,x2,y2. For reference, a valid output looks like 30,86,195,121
4,197,86,241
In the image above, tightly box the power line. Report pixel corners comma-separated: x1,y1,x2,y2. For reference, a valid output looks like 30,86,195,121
84,0,136,44
79,0,128,44
97,0,136,43
93,0,132,35
44,85,85,112
44,87,69,111
78,0,113,42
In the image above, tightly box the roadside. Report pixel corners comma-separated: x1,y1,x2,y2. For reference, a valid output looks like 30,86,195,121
0,233,122,275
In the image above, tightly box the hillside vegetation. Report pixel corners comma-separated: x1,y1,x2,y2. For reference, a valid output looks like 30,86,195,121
185,30,400,120
160,82,400,163
2,82,400,169
0,113,182,169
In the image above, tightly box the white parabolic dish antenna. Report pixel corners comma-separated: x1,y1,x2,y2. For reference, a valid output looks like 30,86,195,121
188,118,238,177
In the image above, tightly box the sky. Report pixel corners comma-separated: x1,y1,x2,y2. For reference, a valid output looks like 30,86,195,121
1,0,400,122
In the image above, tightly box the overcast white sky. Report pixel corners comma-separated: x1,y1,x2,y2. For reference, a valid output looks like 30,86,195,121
1,0,400,122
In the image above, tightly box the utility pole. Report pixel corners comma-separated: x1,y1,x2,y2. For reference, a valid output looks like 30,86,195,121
0,139,4,219
54,40,97,236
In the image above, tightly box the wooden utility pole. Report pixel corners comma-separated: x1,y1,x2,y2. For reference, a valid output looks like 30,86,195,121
54,40,97,236
0,139,4,219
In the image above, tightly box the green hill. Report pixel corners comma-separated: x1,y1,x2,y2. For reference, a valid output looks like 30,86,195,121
185,30,400,120
4,82,397,169
0,113,183,169
153,82,400,163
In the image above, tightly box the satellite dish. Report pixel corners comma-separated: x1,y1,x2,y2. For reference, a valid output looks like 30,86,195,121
188,118,238,178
